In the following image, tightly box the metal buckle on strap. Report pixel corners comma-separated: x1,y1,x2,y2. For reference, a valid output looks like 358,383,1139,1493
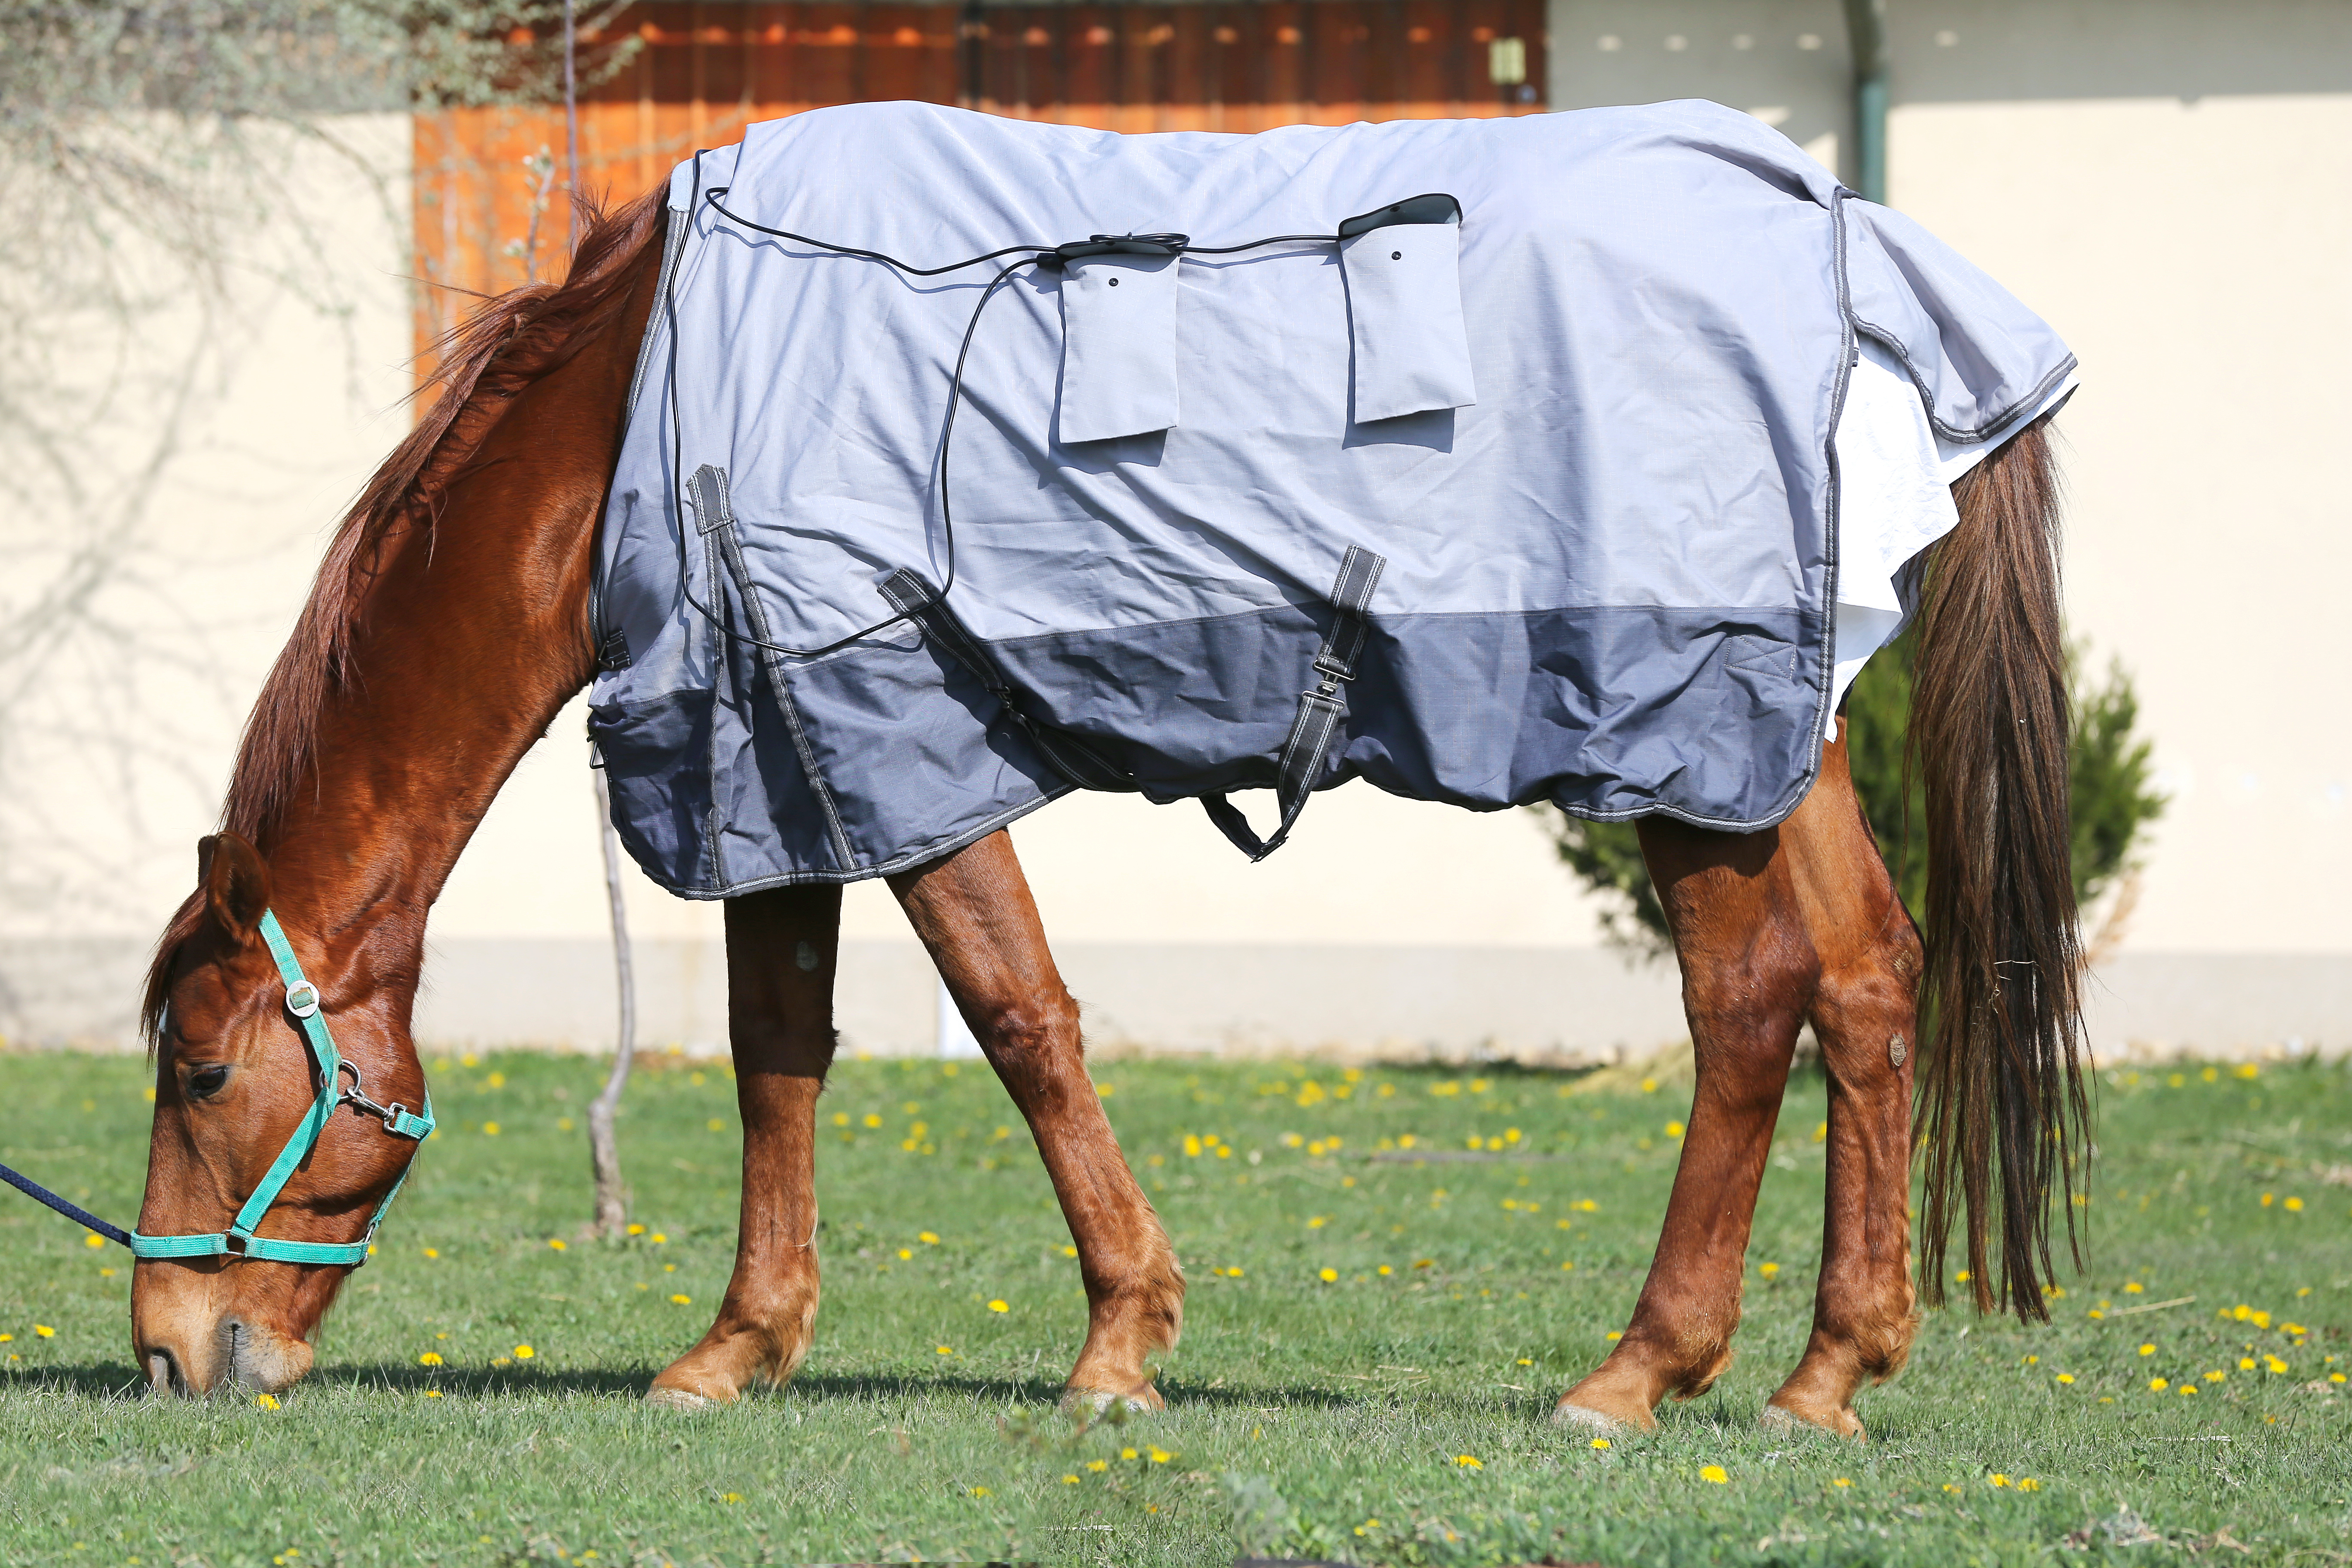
221,1232,249,1257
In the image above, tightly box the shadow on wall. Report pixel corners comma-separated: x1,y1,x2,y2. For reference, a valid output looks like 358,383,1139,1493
1551,0,2352,186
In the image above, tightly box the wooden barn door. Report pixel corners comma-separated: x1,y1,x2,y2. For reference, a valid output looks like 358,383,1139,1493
413,0,1547,365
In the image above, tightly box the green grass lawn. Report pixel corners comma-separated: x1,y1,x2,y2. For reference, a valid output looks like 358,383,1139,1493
1,1045,2347,1567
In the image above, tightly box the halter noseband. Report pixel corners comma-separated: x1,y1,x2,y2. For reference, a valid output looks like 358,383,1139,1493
120,908,435,1266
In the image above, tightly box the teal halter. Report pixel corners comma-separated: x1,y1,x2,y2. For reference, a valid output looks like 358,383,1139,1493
128,909,435,1268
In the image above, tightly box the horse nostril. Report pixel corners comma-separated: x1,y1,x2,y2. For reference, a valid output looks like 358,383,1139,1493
147,1348,185,1397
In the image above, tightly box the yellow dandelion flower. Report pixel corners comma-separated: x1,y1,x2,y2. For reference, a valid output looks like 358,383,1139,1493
1832,1477,1851,1488
2241,1357,2257,1371
1517,1357,1533,1366
2261,1193,2275,1207
1758,1262,1780,1279
2139,1344,2156,1356
1990,1474,2009,1487
423,1390,442,1398
34,1325,55,1338
722,1493,742,1504
418,1352,443,1366
1640,1077,1658,1093
1319,1267,1338,1283
1061,1244,1078,1257
1378,1264,1393,1276
1944,1483,1963,1494
1456,1455,1484,1470
2266,1355,2288,1374
670,1294,691,1305
423,1247,440,1259
2125,1281,2144,1293
919,1231,940,1244
1062,1474,1080,1485
1700,1465,1727,1484
482,1121,500,1136
2285,1197,2304,1212
937,1344,954,1355
1606,1330,1623,1341
1590,1438,1611,1451
863,1113,882,1128
2018,1477,2041,1491
2056,1373,2075,1384
986,1299,1008,1313
513,1345,534,1360
256,1393,280,1410
2205,1370,2226,1382
1956,1269,1972,1283
1085,1459,1107,1471
2179,1384,2198,1396
1121,1447,1139,1461
1148,1447,1172,1464
547,1238,566,1251
897,1248,912,1260
2331,1373,2347,1384
1561,1260,1576,1271
970,1485,990,1497
1665,1121,1685,1138
2149,1377,2168,1391
2236,1062,2259,1079
84,1233,104,1249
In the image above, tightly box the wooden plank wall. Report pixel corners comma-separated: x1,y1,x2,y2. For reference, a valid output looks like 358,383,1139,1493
413,0,1546,358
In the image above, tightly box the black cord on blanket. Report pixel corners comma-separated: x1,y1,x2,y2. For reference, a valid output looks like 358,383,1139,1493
661,149,1345,660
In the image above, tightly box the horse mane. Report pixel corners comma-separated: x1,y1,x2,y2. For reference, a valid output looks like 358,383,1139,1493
141,188,669,1043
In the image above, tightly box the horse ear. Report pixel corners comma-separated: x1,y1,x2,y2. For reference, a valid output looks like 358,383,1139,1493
198,832,271,945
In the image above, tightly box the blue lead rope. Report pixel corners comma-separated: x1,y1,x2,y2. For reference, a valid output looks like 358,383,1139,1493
0,908,431,1268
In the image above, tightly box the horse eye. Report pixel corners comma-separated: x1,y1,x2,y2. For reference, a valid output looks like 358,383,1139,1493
187,1064,231,1100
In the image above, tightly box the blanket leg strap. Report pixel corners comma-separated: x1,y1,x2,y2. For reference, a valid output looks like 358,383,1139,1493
879,570,1139,794
1200,545,1387,863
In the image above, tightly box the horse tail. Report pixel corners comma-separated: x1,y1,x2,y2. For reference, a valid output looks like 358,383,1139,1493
1907,413,2086,1321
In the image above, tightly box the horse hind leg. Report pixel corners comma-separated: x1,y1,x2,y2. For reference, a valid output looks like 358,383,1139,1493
647,884,840,1408
889,831,1184,1411
1761,721,1921,1439
1555,818,1814,1433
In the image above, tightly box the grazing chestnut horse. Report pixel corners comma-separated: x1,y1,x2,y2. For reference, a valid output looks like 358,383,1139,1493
131,192,2082,1438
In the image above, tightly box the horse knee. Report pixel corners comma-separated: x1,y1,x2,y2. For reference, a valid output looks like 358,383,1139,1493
971,989,1081,1065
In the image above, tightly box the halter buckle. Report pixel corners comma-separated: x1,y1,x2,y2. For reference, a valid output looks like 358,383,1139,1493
284,979,321,1019
221,1232,249,1257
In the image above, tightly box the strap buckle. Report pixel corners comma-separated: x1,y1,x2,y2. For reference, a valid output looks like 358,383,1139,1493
284,978,321,1019
220,1232,249,1258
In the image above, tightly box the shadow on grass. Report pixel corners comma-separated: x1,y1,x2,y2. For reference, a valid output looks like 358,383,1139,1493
4,1363,1354,1411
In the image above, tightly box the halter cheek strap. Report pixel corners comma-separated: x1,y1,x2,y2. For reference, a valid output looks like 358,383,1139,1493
128,909,434,1268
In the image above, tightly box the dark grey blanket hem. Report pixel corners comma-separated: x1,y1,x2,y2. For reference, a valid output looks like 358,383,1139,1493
631,784,1073,900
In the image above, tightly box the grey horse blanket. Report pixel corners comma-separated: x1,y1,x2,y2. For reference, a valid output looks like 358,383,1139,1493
589,99,2073,897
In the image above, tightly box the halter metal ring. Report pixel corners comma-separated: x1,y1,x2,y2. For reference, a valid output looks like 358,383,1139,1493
285,979,322,1018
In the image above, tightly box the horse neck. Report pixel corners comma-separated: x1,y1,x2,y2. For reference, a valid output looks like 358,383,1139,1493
260,256,660,996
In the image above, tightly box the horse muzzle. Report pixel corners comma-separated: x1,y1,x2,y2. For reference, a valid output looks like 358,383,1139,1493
133,1266,315,1397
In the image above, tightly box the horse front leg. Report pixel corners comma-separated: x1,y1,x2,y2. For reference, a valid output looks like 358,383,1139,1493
1555,820,1813,1434
647,884,841,1408
1763,722,1921,1439
889,831,1184,1411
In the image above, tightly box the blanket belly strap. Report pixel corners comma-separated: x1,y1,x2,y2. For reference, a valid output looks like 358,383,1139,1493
877,570,1139,795
1200,545,1386,862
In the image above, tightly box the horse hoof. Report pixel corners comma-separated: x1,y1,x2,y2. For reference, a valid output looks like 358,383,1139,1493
1062,1381,1162,1417
1759,1401,1863,1440
1551,1399,1634,1436
645,1386,719,1412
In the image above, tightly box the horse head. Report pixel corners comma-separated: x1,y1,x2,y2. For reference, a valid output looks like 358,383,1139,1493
132,831,429,1396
